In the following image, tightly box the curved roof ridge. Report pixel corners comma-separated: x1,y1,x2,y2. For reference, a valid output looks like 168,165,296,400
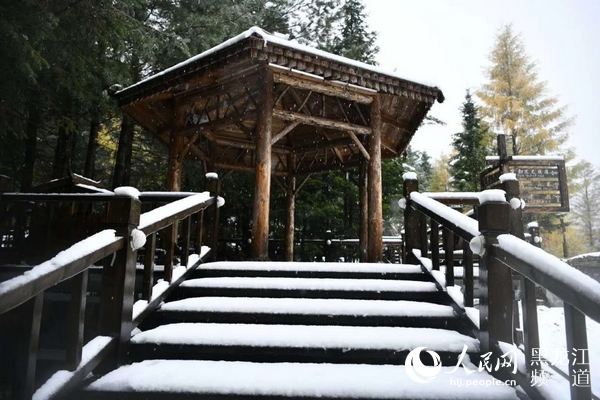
117,26,443,101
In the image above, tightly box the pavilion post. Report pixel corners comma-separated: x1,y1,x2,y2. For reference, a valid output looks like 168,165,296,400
367,95,383,262
251,67,274,260
167,132,185,191
358,159,368,262
284,154,296,261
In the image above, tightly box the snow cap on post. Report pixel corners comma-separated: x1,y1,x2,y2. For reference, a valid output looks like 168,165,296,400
402,171,418,182
478,189,506,204
205,172,219,197
114,186,140,200
499,173,517,183
477,189,510,234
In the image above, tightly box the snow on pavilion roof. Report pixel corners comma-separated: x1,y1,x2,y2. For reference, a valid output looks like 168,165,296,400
113,27,444,175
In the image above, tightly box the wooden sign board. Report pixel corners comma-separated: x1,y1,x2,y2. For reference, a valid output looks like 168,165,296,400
482,156,569,213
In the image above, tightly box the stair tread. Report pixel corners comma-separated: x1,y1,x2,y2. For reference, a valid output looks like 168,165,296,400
86,360,518,399
199,261,423,274
132,323,478,352
159,297,456,318
180,277,437,292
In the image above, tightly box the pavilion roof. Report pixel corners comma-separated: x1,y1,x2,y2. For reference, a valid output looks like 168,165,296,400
113,27,444,175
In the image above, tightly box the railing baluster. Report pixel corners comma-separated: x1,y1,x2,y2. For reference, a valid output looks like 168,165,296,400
142,232,156,301
522,277,540,376
419,214,428,258
564,303,591,400
195,210,204,254
66,270,88,370
443,228,454,286
181,216,191,266
430,220,440,271
14,293,43,400
462,240,473,307
164,224,175,282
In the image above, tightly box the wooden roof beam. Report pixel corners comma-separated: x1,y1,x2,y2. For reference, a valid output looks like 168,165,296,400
381,113,413,133
293,138,354,154
198,129,291,155
273,72,373,105
273,109,371,136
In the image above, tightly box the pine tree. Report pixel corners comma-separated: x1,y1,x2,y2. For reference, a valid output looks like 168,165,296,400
571,161,600,252
477,24,573,156
330,0,378,64
429,154,452,192
450,90,489,192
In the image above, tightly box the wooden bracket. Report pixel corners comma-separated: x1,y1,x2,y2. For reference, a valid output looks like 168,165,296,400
271,121,300,145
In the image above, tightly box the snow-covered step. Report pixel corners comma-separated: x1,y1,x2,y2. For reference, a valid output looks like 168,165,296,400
142,297,462,330
84,360,518,400
173,277,445,302
191,261,429,280
129,323,477,365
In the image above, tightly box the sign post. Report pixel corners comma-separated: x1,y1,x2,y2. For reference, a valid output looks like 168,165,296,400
480,135,569,214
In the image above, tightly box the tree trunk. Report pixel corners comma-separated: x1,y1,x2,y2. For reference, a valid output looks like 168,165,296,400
112,115,135,188
84,110,100,179
52,123,72,179
21,105,42,191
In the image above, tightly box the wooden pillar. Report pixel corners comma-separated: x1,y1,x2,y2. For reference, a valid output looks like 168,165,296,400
251,67,274,261
167,133,186,191
14,293,43,400
99,195,140,367
358,159,368,262
478,194,513,354
203,173,221,261
367,95,383,262
403,176,421,264
284,154,296,261
504,178,539,372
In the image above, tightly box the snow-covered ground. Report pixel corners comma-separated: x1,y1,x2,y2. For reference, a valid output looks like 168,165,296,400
536,305,600,398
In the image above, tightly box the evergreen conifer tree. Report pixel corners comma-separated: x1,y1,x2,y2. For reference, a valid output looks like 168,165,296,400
451,90,489,192
477,24,572,155
330,0,378,64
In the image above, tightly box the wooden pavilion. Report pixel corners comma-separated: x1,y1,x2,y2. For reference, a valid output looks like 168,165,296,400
112,27,444,262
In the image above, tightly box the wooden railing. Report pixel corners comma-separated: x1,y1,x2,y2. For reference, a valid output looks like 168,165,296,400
402,174,599,400
216,234,402,263
0,174,222,399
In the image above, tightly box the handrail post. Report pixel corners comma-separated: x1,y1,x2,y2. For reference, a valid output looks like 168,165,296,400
204,173,220,262
12,293,43,400
528,222,541,248
503,177,540,373
564,303,591,400
99,192,140,368
403,173,421,264
477,191,513,355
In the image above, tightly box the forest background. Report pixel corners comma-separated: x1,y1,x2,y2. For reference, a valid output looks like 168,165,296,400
0,0,597,258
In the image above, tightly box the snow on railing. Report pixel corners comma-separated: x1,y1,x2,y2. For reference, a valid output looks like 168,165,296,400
410,192,480,238
497,234,600,323
0,230,123,314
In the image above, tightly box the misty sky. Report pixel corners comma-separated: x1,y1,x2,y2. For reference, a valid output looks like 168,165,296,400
364,0,600,165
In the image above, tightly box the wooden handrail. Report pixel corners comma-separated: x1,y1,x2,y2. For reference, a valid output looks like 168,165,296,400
409,192,479,241
403,173,595,400
0,191,205,203
0,233,124,314
0,181,223,399
493,238,600,324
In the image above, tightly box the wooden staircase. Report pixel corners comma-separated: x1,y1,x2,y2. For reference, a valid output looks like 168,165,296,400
78,261,519,400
